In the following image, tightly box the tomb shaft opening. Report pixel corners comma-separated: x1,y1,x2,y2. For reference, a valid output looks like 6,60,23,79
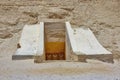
44,22,66,60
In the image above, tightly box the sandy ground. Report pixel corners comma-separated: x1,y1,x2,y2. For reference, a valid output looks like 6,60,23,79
0,0,120,80
0,58,120,80
0,34,120,80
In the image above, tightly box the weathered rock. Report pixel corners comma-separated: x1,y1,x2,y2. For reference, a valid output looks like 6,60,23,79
0,14,19,26
0,0,120,59
23,12,39,18
11,28,22,33
0,30,13,39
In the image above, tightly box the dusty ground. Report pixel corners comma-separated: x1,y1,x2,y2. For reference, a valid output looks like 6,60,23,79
1,34,120,80
0,0,120,80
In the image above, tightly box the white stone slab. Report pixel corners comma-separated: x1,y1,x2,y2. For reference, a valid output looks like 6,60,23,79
12,22,44,59
65,22,112,55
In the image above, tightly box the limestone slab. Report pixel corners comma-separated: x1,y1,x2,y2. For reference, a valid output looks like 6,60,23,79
12,22,44,60
65,22,113,62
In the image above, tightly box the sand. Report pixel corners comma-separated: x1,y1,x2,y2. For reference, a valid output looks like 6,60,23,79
0,0,120,80
0,34,120,80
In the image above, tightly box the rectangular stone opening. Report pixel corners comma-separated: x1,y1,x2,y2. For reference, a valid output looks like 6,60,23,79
44,22,66,60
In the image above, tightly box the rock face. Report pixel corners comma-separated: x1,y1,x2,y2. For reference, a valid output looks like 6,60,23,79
0,30,13,39
0,0,120,59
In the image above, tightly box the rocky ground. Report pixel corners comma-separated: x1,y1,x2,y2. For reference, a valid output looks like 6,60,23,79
0,0,120,80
